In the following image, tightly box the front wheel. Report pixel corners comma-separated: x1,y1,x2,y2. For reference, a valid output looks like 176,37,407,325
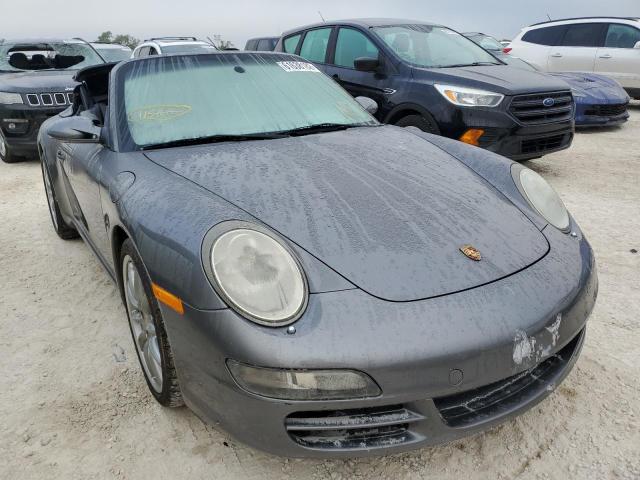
395,113,441,135
120,239,184,407
41,159,79,240
0,132,20,163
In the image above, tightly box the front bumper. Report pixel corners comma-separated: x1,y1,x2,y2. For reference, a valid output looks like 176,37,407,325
0,104,65,157
575,103,629,128
436,102,574,162
161,223,597,457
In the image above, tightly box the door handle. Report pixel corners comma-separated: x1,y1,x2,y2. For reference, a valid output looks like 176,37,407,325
551,53,563,58
599,54,612,59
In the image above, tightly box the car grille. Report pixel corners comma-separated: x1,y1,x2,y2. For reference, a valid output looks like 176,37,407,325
285,405,424,450
584,103,628,117
521,133,570,155
25,92,74,108
509,91,574,125
434,329,584,428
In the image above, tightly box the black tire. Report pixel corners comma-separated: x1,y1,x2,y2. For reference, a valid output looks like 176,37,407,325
0,133,20,163
395,113,441,135
120,239,184,408
40,159,79,240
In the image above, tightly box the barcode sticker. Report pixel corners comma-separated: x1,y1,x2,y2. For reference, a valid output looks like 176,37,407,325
277,61,320,72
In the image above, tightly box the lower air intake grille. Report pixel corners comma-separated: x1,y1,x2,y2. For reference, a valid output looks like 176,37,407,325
434,329,584,428
584,104,628,117
521,133,568,155
285,405,424,450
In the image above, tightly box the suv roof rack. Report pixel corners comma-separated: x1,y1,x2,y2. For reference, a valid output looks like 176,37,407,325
144,36,198,42
530,16,640,27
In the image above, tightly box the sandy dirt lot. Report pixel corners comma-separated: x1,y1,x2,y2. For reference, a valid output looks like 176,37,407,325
1,107,639,480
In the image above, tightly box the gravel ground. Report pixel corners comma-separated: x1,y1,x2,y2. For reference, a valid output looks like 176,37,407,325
1,106,639,480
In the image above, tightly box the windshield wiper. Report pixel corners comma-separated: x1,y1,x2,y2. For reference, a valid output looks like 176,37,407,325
141,133,287,151
279,123,371,137
440,62,501,68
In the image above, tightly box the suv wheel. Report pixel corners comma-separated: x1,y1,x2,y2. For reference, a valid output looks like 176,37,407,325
395,113,441,135
0,132,19,163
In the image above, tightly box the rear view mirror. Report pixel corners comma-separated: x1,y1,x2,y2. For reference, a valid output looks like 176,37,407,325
355,96,378,115
354,57,380,72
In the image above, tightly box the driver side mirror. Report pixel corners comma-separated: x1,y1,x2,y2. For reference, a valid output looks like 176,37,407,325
634,41,640,49
354,57,380,72
48,116,102,144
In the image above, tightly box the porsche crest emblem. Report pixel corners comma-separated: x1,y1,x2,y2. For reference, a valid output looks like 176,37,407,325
460,245,482,262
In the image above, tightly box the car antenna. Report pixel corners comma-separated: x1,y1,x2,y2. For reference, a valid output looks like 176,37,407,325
546,13,552,21
318,11,326,22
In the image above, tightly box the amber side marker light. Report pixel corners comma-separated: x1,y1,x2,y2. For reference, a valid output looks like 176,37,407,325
459,129,485,147
152,283,185,315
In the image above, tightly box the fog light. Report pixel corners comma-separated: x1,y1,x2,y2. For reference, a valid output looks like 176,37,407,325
2,118,29,135
459,128,485,146
227,360,382,400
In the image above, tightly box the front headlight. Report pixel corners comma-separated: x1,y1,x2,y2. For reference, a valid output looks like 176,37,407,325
435,84,504,107
0,92,24,105
203,222,308,326
515,167,570,232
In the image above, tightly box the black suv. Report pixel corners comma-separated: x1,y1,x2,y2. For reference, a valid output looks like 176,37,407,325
0,38,104,163
276,19,576,161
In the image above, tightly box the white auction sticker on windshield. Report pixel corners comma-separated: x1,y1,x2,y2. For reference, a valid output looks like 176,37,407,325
277,61,320,72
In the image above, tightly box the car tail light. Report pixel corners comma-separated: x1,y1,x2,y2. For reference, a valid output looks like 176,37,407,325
503,47,512,54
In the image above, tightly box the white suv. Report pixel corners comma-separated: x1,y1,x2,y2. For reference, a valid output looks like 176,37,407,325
131,37,217,58
509,17,640,98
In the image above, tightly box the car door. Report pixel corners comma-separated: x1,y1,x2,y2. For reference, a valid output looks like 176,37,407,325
323,27,392,113
547,23,607,72
58,87,110,256
595,23,640,90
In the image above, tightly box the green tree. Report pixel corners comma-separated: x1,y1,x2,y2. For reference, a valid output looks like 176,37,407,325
112,34,140,49
96,31,113,43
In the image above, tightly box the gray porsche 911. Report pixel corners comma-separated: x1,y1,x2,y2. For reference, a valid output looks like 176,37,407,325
38,52,597,457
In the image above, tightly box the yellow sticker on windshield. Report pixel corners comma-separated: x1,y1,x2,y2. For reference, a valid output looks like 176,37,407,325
128,104,192,123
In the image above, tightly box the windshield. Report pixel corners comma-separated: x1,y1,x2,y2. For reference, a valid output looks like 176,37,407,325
0,41,104,72
373,25,500,68
94,46,131,62
161,44,218,55
116,54,377,150
467,34,504,52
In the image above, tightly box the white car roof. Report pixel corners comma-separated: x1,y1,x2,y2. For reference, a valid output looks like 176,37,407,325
91,43,131,50
524,17,640,31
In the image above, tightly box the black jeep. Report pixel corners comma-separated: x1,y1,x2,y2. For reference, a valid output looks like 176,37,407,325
0,38,104,163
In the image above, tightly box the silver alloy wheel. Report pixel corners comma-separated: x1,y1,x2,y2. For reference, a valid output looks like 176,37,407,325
42,165,59,230
123,255,163,392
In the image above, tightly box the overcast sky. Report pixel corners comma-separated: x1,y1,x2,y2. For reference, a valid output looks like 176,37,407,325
5,0,640,47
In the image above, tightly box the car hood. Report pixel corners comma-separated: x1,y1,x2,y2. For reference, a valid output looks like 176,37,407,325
145,125,549,302
414,64,571,95
548,72,630,102
0,70,77,92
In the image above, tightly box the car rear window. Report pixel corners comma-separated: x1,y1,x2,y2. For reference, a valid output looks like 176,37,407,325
299,28,332,63
522,25,567,46
560,23,607,47
283,34,301,53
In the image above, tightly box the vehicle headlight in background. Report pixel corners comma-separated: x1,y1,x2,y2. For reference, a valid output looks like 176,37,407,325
204,223,307,326
0,92,24,105
227,360,382,400
435,84,504,107
515,167,570,232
